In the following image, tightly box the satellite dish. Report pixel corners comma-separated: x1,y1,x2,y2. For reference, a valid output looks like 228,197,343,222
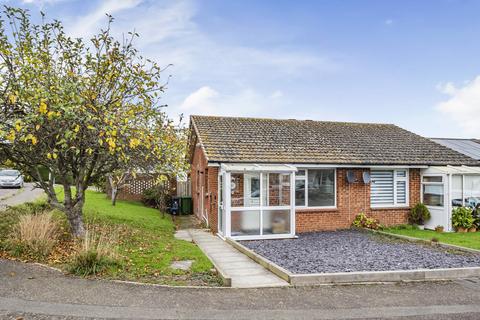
363,171,371,184
346,170,355,183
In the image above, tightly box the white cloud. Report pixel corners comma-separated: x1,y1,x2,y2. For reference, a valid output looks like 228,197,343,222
270,90,284,99
436,76,480,136
62,0,338,117
67,0,142,39
385,19,393,25
179,86,219,114
178,86,289,118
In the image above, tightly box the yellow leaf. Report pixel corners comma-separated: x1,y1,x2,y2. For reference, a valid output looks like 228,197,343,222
7,130,15,142
47,153,52,159
74,125,80,133
87,125,95,130
38,100,48,114
31,136,38,145
8,93,16,104
15,120,22,132
47,111,55,119
52,153,58,159
35,124,40,130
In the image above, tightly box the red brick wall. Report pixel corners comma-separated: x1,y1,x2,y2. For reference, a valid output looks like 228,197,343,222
296,168,421,232
190,149,422,234
190,143,219,233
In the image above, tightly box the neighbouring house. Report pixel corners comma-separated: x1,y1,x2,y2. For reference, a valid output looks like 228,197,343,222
431,138,480,160
188,115,479,239
423,138,480,230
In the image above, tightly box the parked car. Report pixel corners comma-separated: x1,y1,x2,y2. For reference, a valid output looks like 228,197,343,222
0,169,24,188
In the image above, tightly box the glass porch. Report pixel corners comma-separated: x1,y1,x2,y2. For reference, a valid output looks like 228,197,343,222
218,164,296,240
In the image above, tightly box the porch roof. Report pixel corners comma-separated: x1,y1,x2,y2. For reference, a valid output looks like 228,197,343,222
423,165,480,175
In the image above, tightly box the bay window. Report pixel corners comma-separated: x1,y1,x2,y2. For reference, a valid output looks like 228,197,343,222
371,169,409,207
295,169,336,208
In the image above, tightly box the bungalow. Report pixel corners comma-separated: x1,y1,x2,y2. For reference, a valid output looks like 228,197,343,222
188,115,479,239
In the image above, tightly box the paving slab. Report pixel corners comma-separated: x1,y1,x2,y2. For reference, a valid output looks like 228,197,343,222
188,229,289,288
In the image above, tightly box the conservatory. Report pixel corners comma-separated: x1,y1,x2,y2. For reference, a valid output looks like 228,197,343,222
421,166,480,232
217,163,297,240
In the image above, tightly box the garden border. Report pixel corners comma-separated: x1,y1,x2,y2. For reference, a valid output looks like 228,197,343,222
227,232,480,286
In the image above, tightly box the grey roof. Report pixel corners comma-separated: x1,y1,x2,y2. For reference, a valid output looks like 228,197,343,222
431,138,480,160
191,115,479,166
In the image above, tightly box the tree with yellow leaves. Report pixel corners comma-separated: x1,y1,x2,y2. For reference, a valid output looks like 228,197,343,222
0,7,185,237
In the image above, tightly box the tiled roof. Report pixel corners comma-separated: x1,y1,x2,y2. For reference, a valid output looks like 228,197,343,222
431,138,480,160
191,115,480,166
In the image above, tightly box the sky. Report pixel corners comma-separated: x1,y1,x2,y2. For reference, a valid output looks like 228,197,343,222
6,0,480,138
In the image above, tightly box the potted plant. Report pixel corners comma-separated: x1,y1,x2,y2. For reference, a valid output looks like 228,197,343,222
409,203,431,230
435,225,444,233
452,206,474,233
471,204,480,232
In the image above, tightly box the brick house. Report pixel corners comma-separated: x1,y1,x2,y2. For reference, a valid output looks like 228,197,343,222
188,115,478,240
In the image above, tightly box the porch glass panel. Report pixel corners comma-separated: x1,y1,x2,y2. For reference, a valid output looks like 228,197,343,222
222,166,295,240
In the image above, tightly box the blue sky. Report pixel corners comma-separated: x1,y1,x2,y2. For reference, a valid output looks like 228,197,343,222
9,0,480,138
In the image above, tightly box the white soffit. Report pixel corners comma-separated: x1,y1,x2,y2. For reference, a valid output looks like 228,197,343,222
221,163,297,172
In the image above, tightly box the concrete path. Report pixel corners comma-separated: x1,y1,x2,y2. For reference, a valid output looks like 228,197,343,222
2,259,480,319
0,183,44,210
188,229,289,288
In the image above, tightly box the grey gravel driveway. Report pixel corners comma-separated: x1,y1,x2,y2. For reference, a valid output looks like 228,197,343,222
1,259,480,319
242,230,480,274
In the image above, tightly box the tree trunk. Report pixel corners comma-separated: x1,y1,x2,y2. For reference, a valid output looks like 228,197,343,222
111,186,118,206
66,205,86,238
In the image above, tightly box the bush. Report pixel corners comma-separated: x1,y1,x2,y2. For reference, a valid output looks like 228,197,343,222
352,212,381,230
409,203,431,225
8,211,60,259
68,225,119,276
452,206,474,229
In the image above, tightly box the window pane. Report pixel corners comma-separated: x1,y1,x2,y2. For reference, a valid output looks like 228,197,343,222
396,170,406,178
307,169,335,207
231,210,260,236
371,171,394,206
231,173,260,207
423,184,444,207
262,209,291,235
423,176,442,183
396,180,407,204
295,179,305,206
262,173,291,207
296,170,306,176
452,175,463,207
464,175,480,208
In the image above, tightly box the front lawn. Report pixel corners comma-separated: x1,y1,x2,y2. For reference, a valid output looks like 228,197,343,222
0,190,220,286
384,226,480,250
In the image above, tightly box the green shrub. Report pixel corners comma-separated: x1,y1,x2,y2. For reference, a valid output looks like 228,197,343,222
68,225,119,276
409,203,431,225
352,212,380,230
69,250,119,276
452,206,474,229
8,211,61,259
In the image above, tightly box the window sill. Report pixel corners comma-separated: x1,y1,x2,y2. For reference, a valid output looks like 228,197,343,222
370,206,410,210
296,207,338,212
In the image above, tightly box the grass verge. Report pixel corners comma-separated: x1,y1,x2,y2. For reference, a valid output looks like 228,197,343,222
384,225,480,250
0,190,221,286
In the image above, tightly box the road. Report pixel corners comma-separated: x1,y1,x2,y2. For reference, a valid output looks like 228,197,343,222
0,183,44,210
1,259,480,319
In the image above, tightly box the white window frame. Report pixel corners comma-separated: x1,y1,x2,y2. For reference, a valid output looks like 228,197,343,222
295,168,337,209
421,174,445,208
227,171,296,240
370,169,409,208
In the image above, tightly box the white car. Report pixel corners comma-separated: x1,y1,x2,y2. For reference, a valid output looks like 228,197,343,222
0,169,24,188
